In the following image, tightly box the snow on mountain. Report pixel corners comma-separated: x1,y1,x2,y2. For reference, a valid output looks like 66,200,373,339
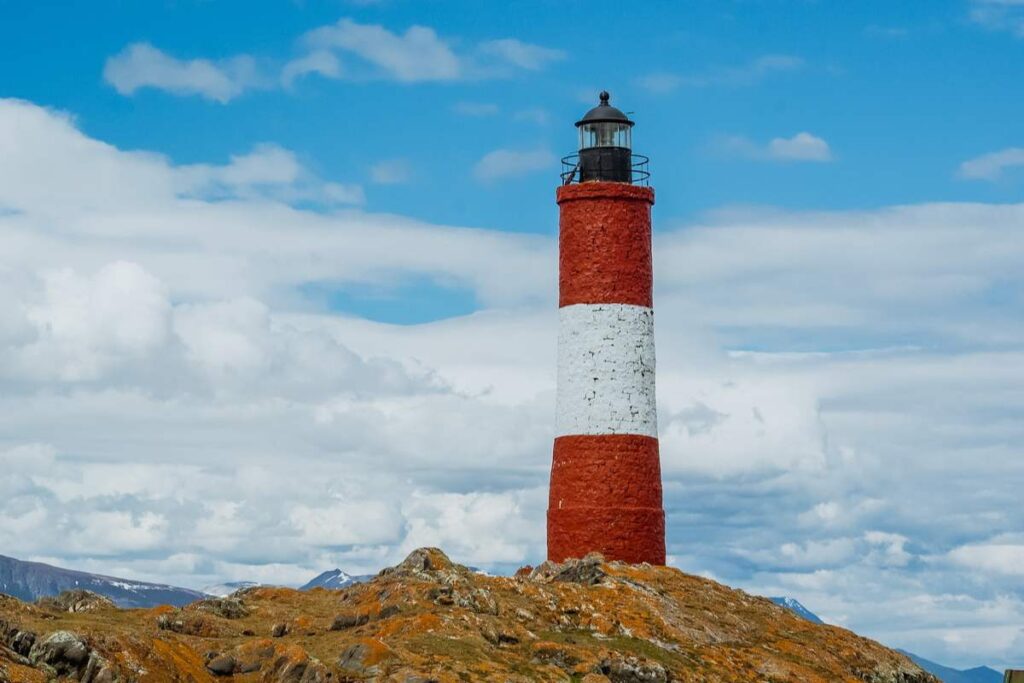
299,569,373,591
769,596,825,624
0,554,205,608
201,581,262,597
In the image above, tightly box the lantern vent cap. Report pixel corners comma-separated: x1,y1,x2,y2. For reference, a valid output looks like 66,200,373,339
575,91,634,127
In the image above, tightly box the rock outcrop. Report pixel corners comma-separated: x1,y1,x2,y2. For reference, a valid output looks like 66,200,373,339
0,548,938,682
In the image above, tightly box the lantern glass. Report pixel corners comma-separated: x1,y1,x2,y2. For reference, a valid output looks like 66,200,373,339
578,122,631,150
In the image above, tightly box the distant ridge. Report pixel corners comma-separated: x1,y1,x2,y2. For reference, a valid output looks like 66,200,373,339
299,568,373,591
897,650,1003,683
200,581,262,598
768,596,825,624
768,592,1002,683
0,554,205,608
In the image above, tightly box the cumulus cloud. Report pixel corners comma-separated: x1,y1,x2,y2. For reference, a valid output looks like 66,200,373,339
281,50,342,87
957,146,1024,181
636,54,804,93
105,20,564,99
949,541,1024,576
716,132,833,162
299,19,563,83
472,148,555,181
3,97,1024,670
969,0,1024,36
303,19,461,82
475,39,565,71
103,43,262,103
177,143,365,205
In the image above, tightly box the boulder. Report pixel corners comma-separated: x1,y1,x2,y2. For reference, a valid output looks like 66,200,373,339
189,596,250,619
329,612,369,630
28,630,115,681
36,590,115,613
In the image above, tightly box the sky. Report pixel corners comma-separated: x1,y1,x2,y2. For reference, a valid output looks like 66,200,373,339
1,0,1023,671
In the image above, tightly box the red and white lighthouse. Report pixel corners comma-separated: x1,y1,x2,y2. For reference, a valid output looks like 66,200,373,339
547,92,665,565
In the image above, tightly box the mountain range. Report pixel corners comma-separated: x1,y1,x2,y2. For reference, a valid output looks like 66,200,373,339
298,568,373,590
770,593,1003,683
0,554,205,608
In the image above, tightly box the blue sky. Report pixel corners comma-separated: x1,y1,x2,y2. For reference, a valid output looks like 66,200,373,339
2,0,1024,672
6,0,1024,250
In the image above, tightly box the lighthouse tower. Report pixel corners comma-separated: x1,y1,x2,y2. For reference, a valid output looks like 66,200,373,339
547,92,665,565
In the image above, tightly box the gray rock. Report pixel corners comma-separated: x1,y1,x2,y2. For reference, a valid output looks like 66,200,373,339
271,622,289,638
0,618,36,657
190,596,250,619
338,642,389,677
329,613,369,630
206,653,236,675
36,589,115,613
267,655,330,683
531,553,607,586
599,656,669,683
30,630,89,667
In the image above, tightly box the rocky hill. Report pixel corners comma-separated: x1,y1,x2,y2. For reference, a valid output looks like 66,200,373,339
0,548,938,682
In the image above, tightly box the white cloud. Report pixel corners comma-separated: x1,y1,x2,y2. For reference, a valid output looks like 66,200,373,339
716,132,833,162
969,0,1024,36
636,54,804,93
949,542,1024,576
177,143,365,205
370,158,412,185
476,38,566,71
303,18,461,82
399,490,545,564
3,97,1024,669
957,147,1024,181
290,500,404,546
103,43,262,103
472,148,555,181
106,21,564,98
301,21,565,82
281,50,342,87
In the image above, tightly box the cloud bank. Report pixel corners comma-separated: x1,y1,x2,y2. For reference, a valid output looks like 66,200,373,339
1,98,1023,670
103,19,565,100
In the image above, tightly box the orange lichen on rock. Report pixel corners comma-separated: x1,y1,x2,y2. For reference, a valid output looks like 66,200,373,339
0,548,938,682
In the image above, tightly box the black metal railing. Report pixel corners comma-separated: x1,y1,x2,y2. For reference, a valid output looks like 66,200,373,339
560,152,650,186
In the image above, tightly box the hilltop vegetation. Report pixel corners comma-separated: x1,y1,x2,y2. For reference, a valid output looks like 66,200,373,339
0,548,936,682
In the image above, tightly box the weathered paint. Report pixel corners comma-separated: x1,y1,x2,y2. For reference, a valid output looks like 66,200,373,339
547,506,666,565
557,183,654,307
550,434,663,509
556,303,657,438
549,180,665,566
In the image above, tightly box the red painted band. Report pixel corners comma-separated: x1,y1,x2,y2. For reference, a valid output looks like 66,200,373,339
557,183,655,308
547,434,665,565
547,507,666,565
549,434,663,509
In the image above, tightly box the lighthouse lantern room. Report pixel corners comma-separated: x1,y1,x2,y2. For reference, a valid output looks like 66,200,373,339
564,91,647,185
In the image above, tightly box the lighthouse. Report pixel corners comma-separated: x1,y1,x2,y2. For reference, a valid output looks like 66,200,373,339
547,92,665,565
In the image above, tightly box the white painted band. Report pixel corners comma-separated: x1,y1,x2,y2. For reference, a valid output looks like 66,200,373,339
556,303,657,438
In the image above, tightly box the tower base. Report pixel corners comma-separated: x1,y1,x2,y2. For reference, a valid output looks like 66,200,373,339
547,434,666,565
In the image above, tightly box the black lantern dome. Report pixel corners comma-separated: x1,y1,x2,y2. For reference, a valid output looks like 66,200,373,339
576,90,633,129
562,91,647,185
